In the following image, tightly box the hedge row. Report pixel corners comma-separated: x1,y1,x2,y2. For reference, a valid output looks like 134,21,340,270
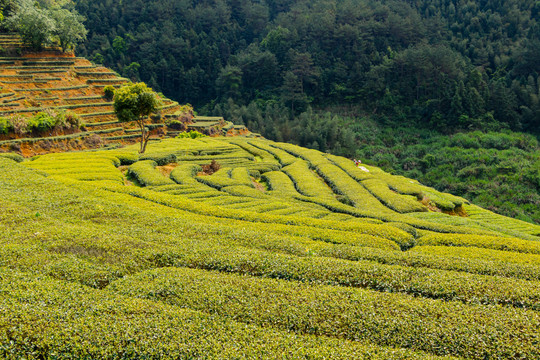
315,162,396,214
262,170,299,196
220,184,271,199
170,164,216,186
19,69,68,74
127,160,175,187
7,66,69,70
79,110,115,117
86,78,129,84
230,167,252,186
0,74,33,78
413,245,540,270
75,71,117,76
0,270,446,360
22,60,75,66
410,211,539,241
465,204,540,238
138,152,177,166
83,120,119,127
40,85,88,91
64,95,103,101
110,266,540,359
361,178,428,213
226,139,277,162
0,153,24,162
57,102,113,110
106,133,140,140
196,167,251,189
0,133,88,146
248,140,297,165
417,233,540,254
0,80,35,84
91,84,123,88
3,96,26,103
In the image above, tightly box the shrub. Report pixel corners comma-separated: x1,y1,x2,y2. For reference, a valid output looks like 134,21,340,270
0,153,24,162
168,120,186,131
0,117,13,134
201,160,221,175
139,152,177,166
58,110,81,129
103,85,115,100
83,134,103,149
127,160,175,187
26,112,56,133
176,130,206,139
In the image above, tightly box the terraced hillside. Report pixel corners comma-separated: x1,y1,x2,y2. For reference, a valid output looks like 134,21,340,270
0,34,247,155
1,136,539,359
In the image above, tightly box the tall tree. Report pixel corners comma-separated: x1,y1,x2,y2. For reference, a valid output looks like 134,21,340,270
113,82,160,154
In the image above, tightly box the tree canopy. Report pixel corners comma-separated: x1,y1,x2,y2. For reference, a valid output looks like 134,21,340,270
5,0,86,51
113,82,160,154
74,0,540,136
6,0,55,50
50,7,88,52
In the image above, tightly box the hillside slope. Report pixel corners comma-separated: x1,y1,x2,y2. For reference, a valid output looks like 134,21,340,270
0,34,248,155
1,136,539,359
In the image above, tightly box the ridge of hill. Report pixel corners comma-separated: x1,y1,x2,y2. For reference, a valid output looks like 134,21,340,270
1,135,540,358
0,34,249,156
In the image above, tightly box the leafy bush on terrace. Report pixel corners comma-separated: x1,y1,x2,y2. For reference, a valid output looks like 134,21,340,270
26,110,80,133
0,117,13,134
176,130,206,139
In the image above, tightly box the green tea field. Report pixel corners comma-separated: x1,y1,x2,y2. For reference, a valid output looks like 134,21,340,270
1,136,540,359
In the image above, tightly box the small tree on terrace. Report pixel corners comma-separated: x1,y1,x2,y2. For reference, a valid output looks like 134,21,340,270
113,82,160,154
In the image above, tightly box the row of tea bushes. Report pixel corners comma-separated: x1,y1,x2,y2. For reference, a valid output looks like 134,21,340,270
417,233,540,254
3,157,540,308
109,266,540,359
127,160,175,187
0,269,449,360
248,139,297,165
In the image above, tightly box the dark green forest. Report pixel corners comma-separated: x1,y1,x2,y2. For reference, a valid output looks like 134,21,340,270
75,0,540,134
10,0,540,223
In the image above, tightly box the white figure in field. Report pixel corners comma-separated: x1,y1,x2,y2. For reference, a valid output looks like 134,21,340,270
353,158,369,172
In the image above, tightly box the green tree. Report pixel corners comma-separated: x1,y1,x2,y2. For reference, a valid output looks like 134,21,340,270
112,35,126,54
281,71,308,113
123,61,141,81
216,65,243,100
113,82,160,154
6,0,55,50
50,8,87,52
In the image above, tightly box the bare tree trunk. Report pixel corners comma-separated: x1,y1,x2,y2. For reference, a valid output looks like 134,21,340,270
138,120,145,153
141,130,152,153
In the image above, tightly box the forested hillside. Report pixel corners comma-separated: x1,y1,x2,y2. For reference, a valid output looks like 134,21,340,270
75,0,540,134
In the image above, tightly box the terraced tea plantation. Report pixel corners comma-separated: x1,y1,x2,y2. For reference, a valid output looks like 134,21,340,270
0,35,246,154
1,136,540,359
